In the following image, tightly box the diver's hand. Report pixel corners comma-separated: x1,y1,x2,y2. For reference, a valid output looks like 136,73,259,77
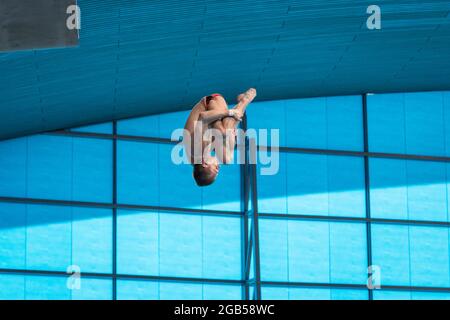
228,109,243,121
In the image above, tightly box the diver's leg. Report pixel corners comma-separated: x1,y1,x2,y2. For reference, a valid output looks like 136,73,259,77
219,89,257,163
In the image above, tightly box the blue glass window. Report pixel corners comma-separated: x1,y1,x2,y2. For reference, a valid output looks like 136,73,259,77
0,203,27,269
247,96,363,151
118,210,241,280
368,92,449,156
258,153,365,217
0,137,27,197
370,158,449,221
373,290,450,300
371,224,450,288
259,218,367,284
117,280,242,300
0,135,112,202
261,286,368,300
117,141,240,211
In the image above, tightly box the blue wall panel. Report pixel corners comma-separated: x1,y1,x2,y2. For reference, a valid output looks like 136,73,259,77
370,158,449,222
261,286,368,300
257,153,365,217
372,224,450,288
0,138,27,197
248,96,363,151
259,219,367,284
26,205,72,271
0,203,27,269
368,92,450,157
118,211,241,280
117,280,241,300
0,135,112,203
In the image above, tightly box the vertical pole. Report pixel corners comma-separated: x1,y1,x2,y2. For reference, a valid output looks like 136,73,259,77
362,94,373,300
241,115,250,300
250,142,261,300
112,120,118,300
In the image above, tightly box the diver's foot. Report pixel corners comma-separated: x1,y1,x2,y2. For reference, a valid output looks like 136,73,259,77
238,88,257,103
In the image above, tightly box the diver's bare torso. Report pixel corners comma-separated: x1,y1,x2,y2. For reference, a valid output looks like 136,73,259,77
183,98,207,165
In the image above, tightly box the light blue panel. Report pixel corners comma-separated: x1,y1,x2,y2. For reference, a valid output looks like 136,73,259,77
373,290,411,300
371,224,411,286
158,110,190,138
257,152,287,214
286,153,328,215
117,114,159,137
287,220,330,283
330,289,369,300
117,141,159,205
201,150,241,212
406,160,447,222
71,122,113,134
288,287,331,300
375,290,450,300
0,137,27,197
0,274,25,300
203,284,242,300
159,213,202,278
0,203,26,269
118,280,241,300
370,158,448,221
246,100,287,146
409,226,450,287
159,282,203,300
71,278,112,300
368,92,447,156
25,275,71,300
117,279,159,300
367,93,406,153
158,144,202,209
27,135,72,200
287,154,365,217
329,222,367,284
262,287,368,300
117,210,159,276
26,205,72,271
263,219,358,283
259,219,288,281
404,92,445,156
327,156,365,218
285,98,327,149
326,96,363,151
72,138,112,203
411,291,450,300
249,285,256,300
369,158,408,220
202,216,241,280
261,286,289,300
284,96,362,151
72,208,112,273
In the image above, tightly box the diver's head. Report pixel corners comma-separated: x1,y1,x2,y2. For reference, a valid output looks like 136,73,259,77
193,157,219,187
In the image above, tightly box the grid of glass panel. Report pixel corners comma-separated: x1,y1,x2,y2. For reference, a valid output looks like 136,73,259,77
1,91,450,300
248,91,450,300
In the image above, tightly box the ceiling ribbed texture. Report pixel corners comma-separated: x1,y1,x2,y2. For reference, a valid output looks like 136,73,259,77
1,0,450,140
